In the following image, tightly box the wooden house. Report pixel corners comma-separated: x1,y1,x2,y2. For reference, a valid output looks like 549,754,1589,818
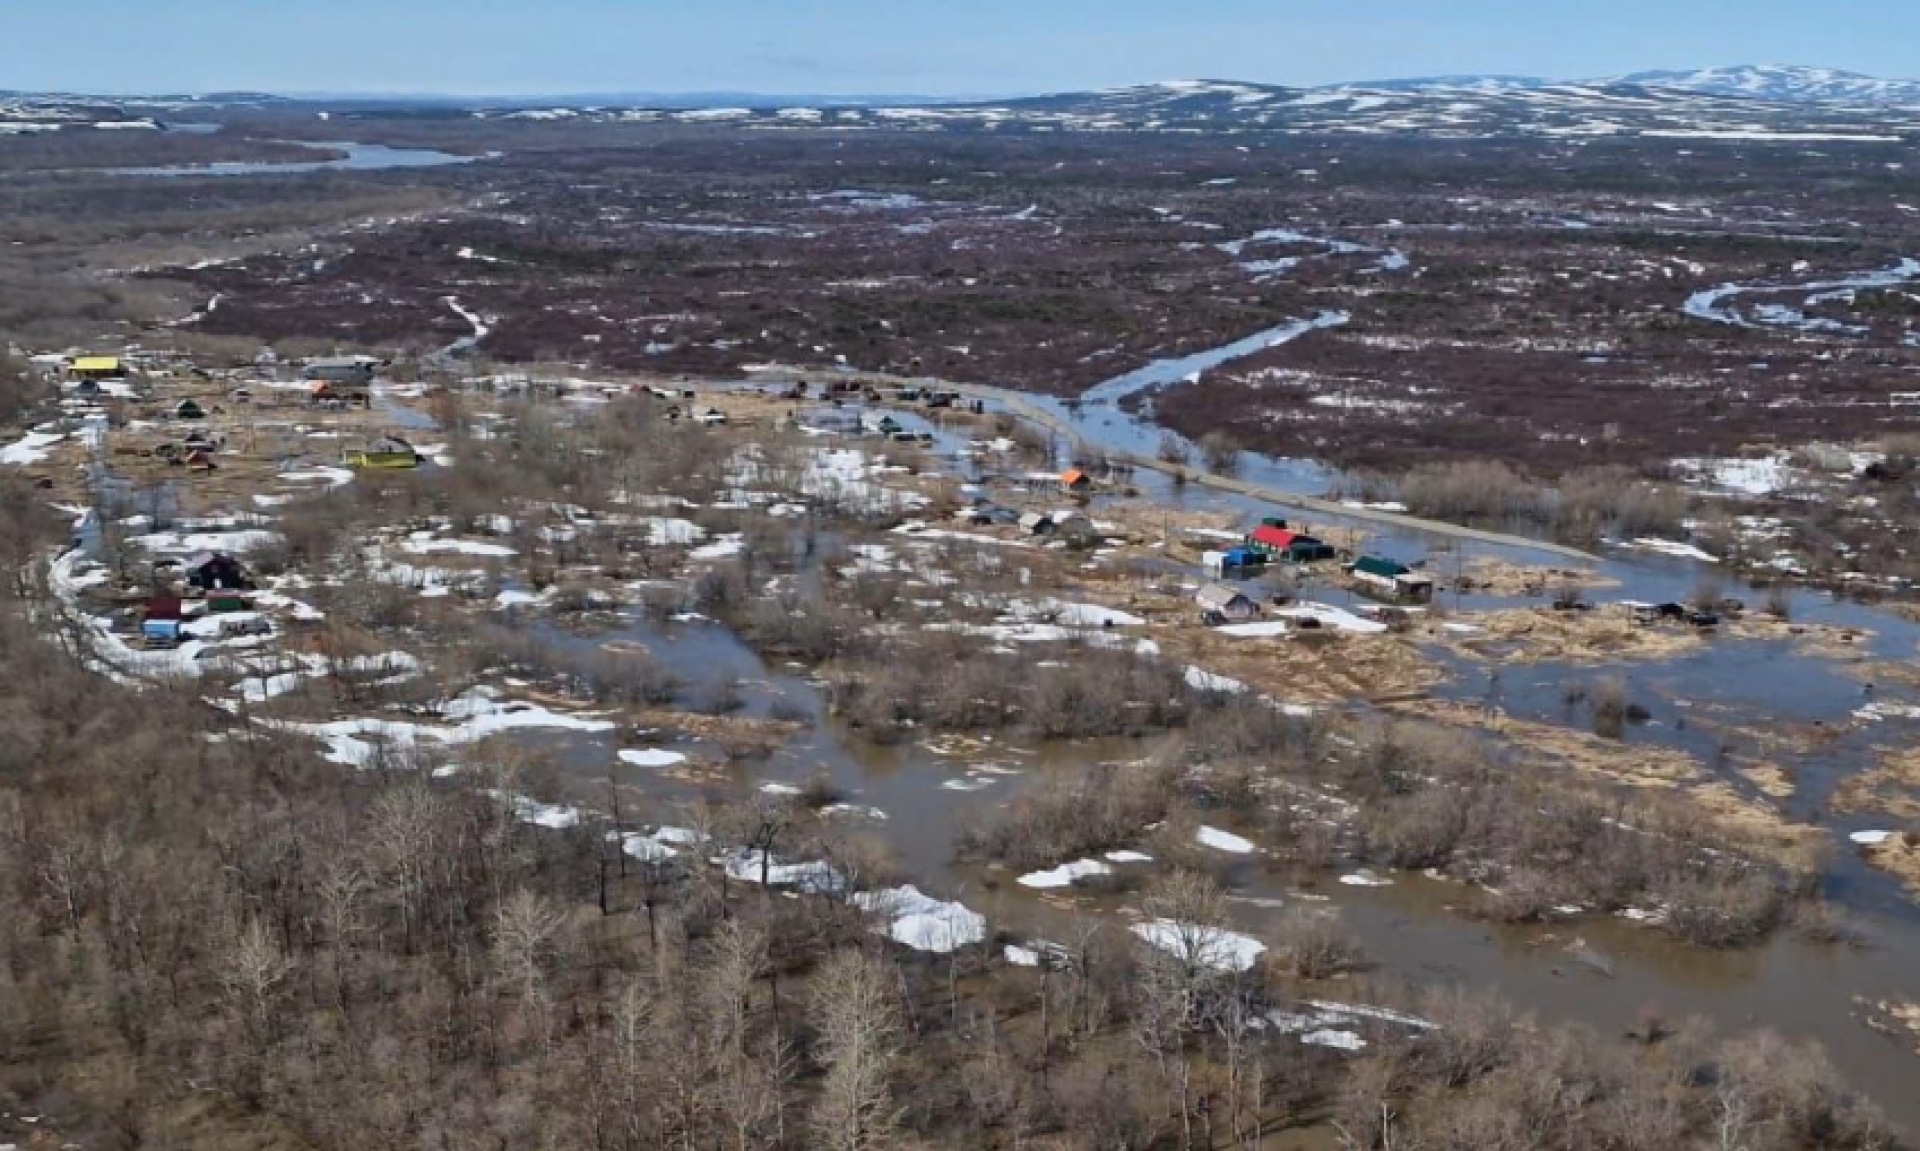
1195,582,1259,622
343,436,422,470
182,553,254,592
1349,556,1435,603
1061,468,1092,494
1247,523,1337,563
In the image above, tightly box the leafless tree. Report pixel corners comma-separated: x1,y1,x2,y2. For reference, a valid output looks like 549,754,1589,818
810,949,902,1151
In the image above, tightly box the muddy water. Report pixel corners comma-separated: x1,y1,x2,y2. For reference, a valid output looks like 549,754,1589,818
507,595,1920,1129
568,375,1920,1120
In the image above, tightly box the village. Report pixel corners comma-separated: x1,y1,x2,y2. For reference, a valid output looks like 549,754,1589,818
4,336,1920,1147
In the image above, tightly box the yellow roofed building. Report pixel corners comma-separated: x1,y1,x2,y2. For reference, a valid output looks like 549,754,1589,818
67,356,126,381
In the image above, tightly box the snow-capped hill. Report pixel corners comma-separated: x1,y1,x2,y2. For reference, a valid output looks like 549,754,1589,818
1339,75,1551,94
0,96,159,135
1613,65,1920,106
463,77,1920,142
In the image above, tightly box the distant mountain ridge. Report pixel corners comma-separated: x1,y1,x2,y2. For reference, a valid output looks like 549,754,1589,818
8,64,1920,142
1606,65,1920,106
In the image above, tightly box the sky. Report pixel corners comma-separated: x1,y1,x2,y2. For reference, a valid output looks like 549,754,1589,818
7,0,1919,97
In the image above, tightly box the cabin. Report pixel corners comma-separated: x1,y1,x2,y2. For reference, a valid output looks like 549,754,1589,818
343,435,422,470
1349,555,1435,604
182,552,254,592
1061,468,1092,494
174,399,206,421
67,356,125,383
1195,582,1259,622
303,356,378,388
1017,511,1056,536
1246,523,1337,563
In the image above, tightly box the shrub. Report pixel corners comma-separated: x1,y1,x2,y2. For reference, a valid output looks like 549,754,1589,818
1274,907,1367,979
1399,460,1548,526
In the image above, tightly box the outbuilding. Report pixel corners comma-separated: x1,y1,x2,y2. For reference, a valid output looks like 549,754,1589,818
1195,582,1259,621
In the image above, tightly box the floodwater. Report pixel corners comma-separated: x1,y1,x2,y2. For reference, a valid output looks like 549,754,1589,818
1015,310,1351,472
518,596,1920,1130
106,140,487,178
663,352,1920,1124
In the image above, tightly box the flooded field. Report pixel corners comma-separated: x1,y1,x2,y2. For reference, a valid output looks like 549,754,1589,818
424,364,1920,1127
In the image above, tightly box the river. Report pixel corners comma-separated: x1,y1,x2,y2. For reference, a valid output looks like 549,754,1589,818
106,139,487,178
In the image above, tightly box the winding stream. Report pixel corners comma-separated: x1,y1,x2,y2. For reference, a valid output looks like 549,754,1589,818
1683,257,1920,336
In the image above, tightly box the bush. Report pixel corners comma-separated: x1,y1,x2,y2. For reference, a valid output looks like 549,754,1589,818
1659,869,1786,948
957,760,1179,870
1274,907,1367,979
1399,460,1548,526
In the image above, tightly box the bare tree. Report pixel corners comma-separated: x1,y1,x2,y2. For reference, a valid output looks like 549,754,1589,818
810,949,902,1151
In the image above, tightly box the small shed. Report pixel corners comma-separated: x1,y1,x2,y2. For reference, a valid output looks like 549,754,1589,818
183,552,254,592
1195,582,1259,621
174,399,206,421
1209,546,1266,577
1061,468,1092,493
144,595,184,622
141,619,182,648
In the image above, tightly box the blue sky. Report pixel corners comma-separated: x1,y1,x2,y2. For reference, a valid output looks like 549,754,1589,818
8,1,1917,96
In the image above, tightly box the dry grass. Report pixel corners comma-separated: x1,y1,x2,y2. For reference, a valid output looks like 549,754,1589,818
1433,606,1703,665
1455,557,1617,598
1386,698,1825,871
1834,748,1920,823
1858,834,1920,899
